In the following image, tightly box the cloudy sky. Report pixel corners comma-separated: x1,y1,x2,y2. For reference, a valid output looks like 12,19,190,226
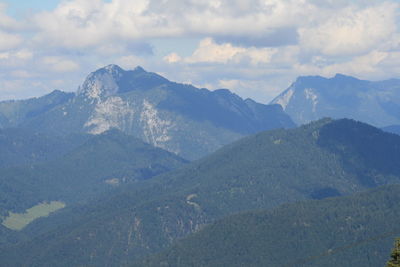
0,0,399,103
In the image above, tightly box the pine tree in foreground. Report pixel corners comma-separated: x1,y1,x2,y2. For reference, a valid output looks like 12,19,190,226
387,238,400,267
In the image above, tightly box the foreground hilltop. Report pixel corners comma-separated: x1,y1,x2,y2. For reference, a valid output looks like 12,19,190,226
138,185,400,267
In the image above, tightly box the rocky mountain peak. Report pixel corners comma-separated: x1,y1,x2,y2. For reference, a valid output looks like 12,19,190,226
77,65,168,99
103,64,124,74
77,65,126,99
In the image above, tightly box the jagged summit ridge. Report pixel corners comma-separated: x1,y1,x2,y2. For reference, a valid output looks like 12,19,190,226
77,64,171,99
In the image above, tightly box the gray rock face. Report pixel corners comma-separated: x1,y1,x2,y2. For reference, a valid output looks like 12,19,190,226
271,74,400,127
78,64,122,99
0,65,294,160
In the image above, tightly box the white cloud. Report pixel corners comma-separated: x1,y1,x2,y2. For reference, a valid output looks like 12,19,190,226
0,30,22,51
114,55,145,69
0,49,34,68
0,52,9,60
29,0,318,49
217,79,279,102
14,50,33,60
0,3,24,30
163,53,182,63
290,49,400,82
32,0,176,49
299,2,399,56
43,57,80,72
324,51,388,76
186,38,247,63
0,79,48,101
0,4,23,51
10,70,35,78
173,38,276,65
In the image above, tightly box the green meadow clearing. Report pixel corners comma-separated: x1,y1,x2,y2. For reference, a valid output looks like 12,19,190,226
2,201,66,231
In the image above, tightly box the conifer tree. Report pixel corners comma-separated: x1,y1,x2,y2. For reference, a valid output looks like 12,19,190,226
387,238,400,267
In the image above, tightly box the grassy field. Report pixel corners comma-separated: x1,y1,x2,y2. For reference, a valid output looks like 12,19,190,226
2,201,66,231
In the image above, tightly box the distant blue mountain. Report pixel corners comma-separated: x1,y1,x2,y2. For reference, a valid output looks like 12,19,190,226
271,74,400,127
382,125,400,135
0,90,74,128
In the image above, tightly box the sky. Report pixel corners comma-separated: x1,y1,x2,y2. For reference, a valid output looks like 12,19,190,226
0,0,399,103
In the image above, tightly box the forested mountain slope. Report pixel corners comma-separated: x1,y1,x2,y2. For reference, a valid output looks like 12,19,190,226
137,185,400,267
0,127,89,168
0,129,186,232
3,119,400,266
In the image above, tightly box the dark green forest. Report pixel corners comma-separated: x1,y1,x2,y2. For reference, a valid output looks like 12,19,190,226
135,185,400,267
2,119,400,266
0,129,186,226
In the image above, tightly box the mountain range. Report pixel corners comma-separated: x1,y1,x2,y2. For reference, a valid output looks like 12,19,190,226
271,74,400,127
0,66,400,267
0,65,294,160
